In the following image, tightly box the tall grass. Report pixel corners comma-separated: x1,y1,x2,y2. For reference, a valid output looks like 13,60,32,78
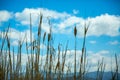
74,26,77,80
0,14,119,80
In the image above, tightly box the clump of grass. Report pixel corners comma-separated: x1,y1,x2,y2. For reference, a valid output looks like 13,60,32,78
96,58,105,80
79,22,89,80
111,54,119,80
0,13,119,80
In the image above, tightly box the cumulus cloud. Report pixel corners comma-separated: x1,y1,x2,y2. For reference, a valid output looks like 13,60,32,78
14,8,83,34
0,10,13,25
14,8,71,33
15,8,39,26
77,14,120,37
58,16,84,29
87,14,120,37
1,8,120,37
15,8,70,26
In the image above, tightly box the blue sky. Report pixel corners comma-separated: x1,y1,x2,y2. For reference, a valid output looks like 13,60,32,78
0,0,120,16
0,0,120,71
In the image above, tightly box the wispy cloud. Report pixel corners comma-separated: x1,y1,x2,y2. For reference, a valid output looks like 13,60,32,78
89,40,96,44
109,40,120,45
73,9,79,14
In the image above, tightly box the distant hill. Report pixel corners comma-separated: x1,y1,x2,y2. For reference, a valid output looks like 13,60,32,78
85,71,120,80
51,71,120,80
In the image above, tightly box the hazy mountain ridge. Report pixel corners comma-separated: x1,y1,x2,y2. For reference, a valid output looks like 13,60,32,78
51,71,120,80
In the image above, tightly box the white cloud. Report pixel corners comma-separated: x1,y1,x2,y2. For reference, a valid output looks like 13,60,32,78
89,40,96,44
14,8,71,33
15,8,70,26
58,16,84,29
11,40,19,46
109,40,119,45
73,9,79,14
1,8,120,37
53,16,84,34
37,50,116,72
55,13,120,37
2,49,119,73
15,8,39,26
0,28,34,46
0,10,13,25
86,14,120,37
86,50,119,72
9,28,34,43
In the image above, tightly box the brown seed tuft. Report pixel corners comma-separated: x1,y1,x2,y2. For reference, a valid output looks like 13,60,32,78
74,26,77,37
48,33,51,42
43,32,46,42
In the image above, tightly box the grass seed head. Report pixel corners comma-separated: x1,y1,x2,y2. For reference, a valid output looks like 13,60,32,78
48,33,51,42
43,32,46,42
74,26,77,37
